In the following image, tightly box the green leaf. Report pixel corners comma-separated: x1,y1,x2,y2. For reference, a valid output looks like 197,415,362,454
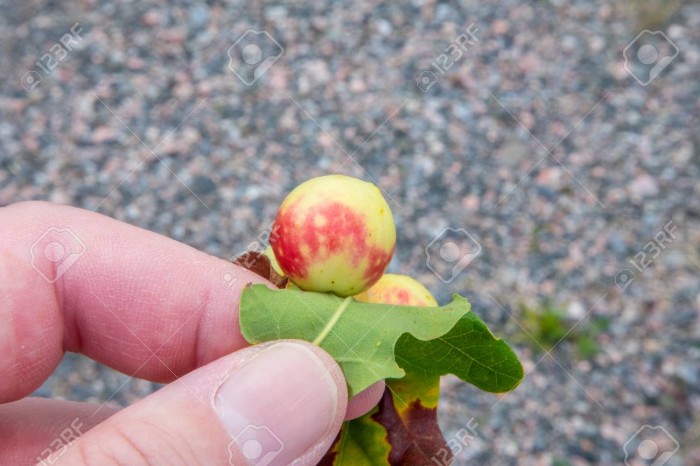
240,286,524,395
395,310,524,393
241,285,524,464
320,407,390,466
387,368,441,410
239,285,468,396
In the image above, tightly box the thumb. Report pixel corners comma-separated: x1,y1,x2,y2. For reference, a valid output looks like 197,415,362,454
56,341,347,466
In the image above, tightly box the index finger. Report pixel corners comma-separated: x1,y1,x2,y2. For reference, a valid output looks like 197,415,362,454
0,201,269,403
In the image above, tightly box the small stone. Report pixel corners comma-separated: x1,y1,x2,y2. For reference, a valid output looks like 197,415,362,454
191,175,217,195
492,19,509,35
627,174,659,199
375,19,393,36
92,126,118,143
677,362,699,386
188,5,209,31
141,10,162,27
567,301,586,320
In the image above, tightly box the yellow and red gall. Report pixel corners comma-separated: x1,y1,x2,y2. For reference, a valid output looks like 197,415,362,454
270,175,396,297
354,274,438,307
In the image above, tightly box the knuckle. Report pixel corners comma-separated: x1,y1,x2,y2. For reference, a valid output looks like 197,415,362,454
74,419,198,466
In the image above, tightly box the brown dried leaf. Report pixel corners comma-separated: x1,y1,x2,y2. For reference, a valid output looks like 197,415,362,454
232,251,288,289
373,383,451,465
319,373,451,465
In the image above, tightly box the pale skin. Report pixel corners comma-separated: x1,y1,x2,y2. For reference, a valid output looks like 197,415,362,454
0,201,383,466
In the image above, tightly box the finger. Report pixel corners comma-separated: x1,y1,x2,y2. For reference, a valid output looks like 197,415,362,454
0,201,269,402
345,381,385,420
0,398,118,465
0,380,381,465
54,341,347,466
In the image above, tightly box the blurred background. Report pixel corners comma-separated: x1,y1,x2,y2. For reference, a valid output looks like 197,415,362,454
1,0,699,464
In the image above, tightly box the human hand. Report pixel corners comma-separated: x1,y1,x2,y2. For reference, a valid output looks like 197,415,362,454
0,202,384,466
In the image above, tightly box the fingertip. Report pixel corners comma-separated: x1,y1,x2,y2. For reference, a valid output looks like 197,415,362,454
216,340,348,466
345,381,385,420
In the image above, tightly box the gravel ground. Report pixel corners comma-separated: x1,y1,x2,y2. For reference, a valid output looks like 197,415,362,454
2,0,699,464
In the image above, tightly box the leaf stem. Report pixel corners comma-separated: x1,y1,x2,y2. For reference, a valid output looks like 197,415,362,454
313,296,353,346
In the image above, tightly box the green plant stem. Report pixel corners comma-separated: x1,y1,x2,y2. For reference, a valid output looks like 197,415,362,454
313,296,353,345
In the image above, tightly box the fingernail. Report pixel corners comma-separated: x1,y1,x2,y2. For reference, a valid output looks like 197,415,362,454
215,342,339,466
